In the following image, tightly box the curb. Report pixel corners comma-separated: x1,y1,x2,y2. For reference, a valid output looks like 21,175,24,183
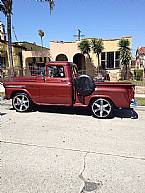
134,106,145,111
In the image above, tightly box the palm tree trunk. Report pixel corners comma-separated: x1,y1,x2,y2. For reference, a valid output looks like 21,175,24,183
97,53,100,73
7,12,14,77
41,36,43,48
125,64,130,80
40,36,43,61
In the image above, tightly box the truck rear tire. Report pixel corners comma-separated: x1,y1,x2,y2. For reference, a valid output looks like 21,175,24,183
91,98,113,118
75,74,95,96
12,93,32,112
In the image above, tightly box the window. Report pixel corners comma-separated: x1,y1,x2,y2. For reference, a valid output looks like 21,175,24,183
32,57,36,63
101,52,106,69
48,66,65,78
101,51,120,69
107,52,114,68
101,52,105,60
115,51,120,68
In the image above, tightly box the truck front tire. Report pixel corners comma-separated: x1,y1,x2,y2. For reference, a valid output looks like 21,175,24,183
12,93,32,112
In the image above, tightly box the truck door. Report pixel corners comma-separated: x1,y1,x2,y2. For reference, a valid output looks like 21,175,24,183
39,65,72,105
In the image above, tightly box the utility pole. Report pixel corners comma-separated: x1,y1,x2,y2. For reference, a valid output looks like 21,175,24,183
73,29,85,41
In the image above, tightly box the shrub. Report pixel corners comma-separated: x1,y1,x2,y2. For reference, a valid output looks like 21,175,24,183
134,69,144,80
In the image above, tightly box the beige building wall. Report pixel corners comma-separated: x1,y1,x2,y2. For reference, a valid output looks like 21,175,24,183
49,36,132,81
50,37,132,64
22,50,51,68
49,41,81,61
85,36,132,67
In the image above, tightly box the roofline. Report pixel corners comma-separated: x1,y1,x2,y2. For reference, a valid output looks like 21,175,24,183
50,36,132,44
0,40,27,49
13,41,49,49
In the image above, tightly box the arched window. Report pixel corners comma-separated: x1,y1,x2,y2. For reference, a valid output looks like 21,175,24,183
56,54,68,61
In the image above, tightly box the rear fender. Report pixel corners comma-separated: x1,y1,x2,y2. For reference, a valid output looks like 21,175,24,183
88,95,115,107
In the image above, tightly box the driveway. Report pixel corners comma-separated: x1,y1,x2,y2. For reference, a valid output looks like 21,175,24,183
1,103,145,193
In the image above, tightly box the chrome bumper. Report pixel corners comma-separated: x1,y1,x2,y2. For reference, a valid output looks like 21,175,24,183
130,99,137,108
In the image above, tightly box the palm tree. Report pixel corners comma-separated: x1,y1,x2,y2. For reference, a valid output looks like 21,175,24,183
0,0,54,77
39,0,54,14
78,39,91,59
91,38,104,72
0,0,13,76
38,29,44,61
38,29,44,48
118,38,131,80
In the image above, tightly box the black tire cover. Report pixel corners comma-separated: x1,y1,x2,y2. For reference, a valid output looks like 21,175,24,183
75,74,95,96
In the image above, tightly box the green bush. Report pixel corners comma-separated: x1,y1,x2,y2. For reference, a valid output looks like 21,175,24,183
136,98,145,106
134,69,144,80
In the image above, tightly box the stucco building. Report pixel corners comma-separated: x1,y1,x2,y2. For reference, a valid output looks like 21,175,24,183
136,47,145,69
0,21,50,76
49,36,132,80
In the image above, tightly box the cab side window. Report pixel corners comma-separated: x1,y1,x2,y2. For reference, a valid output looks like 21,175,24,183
48,66,65,78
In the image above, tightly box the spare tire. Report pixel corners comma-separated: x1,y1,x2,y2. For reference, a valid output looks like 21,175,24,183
75,74,95,96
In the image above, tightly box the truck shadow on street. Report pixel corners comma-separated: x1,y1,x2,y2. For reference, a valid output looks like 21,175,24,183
35,106,138,119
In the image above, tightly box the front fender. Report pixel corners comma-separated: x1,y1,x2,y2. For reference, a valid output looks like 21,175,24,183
7,88,35,103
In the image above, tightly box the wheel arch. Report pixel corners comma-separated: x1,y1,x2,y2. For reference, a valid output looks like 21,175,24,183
10,90,32,101
88,96,116,107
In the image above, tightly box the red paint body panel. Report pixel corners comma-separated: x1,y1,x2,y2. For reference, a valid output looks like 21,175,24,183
3,62,135,109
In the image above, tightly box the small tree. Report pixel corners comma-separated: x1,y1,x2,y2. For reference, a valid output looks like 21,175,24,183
78,39,91,59
118,38,131,80
91,38,104,72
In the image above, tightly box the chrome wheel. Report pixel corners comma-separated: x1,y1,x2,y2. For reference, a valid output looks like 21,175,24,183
91,98,112,118
12,93,30,112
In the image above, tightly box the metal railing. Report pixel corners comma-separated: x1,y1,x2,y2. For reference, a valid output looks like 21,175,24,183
0,66,45,81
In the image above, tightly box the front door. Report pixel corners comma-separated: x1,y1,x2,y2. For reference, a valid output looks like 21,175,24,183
39,65,72,105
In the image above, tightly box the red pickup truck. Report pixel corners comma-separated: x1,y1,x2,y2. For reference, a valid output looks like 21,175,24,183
3,61,136,118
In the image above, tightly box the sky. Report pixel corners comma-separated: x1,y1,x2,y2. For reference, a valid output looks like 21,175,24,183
0,0,145,56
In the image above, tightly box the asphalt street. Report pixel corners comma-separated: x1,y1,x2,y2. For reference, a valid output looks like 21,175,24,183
1,102,145,193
